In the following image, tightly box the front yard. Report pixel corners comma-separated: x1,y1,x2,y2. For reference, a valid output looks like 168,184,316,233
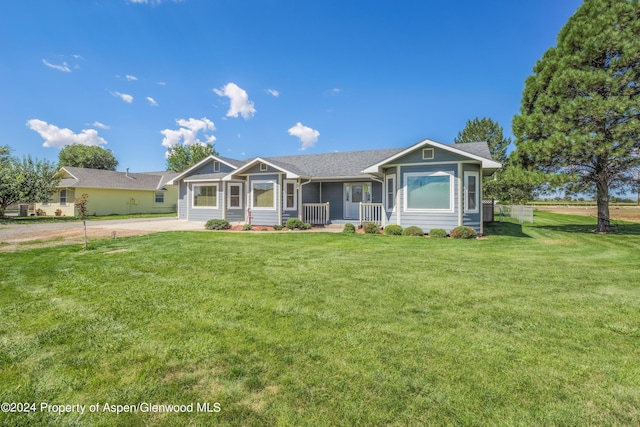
1,212,639,426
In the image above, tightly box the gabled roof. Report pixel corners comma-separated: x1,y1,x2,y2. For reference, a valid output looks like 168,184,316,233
362,138,502,174
167,155,241,185
57,167,179,191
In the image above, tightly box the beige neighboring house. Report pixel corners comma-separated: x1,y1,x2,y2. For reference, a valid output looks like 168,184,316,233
35,167,179,217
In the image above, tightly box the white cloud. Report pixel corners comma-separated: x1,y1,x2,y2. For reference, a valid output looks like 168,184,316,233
42,59,71,72
329,88,342,96
111,91,133,103
125,75,138,81
266,89,280,97
288,122,319,150
157,81,167,86
213,82,256,120
90,121,110,129
161,117,216,151
146,96,159,107
27,119,107,148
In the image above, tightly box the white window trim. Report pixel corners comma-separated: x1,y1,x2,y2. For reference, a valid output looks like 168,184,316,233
213,161,220,172
385,174,396,212
59,189,68,206
154,191,165,204
192,183,219,209
251,179,277,210
260,163,268,171
464,171,480,213
283,180,297,211
422,148,434,160
403,171,455,213
227,183,243,210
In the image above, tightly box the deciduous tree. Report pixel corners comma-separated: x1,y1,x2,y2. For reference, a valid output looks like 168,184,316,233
166,143,218,172
59,144,118,170
513,0,640,232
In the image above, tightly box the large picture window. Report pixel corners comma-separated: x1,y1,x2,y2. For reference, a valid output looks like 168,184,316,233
252,180,275,209
193,184,217,208
404,171,454,212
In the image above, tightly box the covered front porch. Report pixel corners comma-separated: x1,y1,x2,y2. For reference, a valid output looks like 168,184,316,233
301,202,385,226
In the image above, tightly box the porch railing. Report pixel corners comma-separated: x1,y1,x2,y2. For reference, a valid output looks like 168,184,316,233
302,203,330,225
359,203,385,227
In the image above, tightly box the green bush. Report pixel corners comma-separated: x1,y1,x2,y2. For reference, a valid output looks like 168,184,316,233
402,226,424,237
450,226,477,239
302,222,312,230
205,219,231,230
242,223,253,231
384,224,403,235
429,228,447,238
363,222,380,234
285,218,304,230
273,224,284,231
343,223,356,233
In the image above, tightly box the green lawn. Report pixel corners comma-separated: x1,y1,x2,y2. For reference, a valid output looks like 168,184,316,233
1,212,639,426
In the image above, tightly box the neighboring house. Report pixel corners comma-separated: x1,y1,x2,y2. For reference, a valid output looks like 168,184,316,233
35,167,179,216
168,138,502,234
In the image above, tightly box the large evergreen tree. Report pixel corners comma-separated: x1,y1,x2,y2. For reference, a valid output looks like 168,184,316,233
454,117,510,163
513,0,640,232
58,144,118,170
166,143,218,172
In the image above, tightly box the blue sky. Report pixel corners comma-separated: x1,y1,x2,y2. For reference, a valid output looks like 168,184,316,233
1,0,583,172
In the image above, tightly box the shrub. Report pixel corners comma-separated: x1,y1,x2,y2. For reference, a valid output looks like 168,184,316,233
55,209,63,216
302,222,312,230
285,218,304,230
273,224,284,231
343,223,356,233
384,224,403,235
242,223,253,231
429,228,447,238
205,219,231,230
261,227,268,231
402,226,424,237
450,226,477,239
363,222,380,234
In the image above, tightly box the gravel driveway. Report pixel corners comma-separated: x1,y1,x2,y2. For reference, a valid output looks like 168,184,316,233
0,217,205,250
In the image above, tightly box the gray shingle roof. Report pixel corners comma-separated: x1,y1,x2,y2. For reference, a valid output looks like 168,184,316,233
452,141,493,160
59,167,179,191
262,148,406,178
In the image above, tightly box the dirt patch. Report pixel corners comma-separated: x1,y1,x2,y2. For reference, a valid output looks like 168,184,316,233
535,205,640,223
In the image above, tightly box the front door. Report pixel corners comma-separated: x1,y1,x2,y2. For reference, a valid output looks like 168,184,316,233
344,183,371,219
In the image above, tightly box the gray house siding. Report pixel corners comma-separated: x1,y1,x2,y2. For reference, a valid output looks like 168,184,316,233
319,182,344,220
244,163,282,175
301,182,320,203
185,182,224,222
177,182,188,220
189,159,235,176
398,164,459,233
225,182,245,223
248,174,280,225
394,146,473,165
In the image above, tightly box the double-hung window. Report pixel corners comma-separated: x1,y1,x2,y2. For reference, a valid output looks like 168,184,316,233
227,183,242,209
404,171,454,212
155,192,165,204
385,175,396,211
464,171,479,213
193,184,217,208
283,180,296,210
59,190,67,206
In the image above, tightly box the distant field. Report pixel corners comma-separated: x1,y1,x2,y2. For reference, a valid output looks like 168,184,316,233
534,204,640,223
1,212,639,426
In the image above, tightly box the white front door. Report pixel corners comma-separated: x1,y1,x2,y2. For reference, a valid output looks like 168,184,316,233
344,183,371,219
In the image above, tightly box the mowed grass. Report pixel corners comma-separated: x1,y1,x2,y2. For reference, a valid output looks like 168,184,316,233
1,212,639,426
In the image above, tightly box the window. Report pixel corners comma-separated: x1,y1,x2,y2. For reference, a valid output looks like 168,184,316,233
283,180,297,210
193,185,217,208
260,163,268,171
464,172,479,213
213,161,220,172
59,189,67,206
155,192,165,203
422,148,434,160
404,171,454,212
386,175,396,211
228,183,242,209
252,180,275,209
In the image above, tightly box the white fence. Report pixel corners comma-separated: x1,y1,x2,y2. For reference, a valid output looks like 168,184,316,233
497,205,534,223
302,203,330,225
359,203,385,226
